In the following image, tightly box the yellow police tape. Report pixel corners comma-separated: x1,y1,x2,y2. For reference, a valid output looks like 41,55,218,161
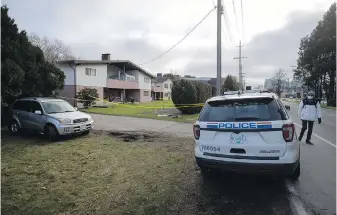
57,96,205,109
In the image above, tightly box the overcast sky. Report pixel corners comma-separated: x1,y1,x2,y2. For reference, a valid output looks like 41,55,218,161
4,0,334,87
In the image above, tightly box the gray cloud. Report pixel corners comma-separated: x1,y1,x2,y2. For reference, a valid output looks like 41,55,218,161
183,9,326,86
5,0,329,86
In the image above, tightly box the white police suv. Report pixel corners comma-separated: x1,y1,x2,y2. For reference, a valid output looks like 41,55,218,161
193,92,300,180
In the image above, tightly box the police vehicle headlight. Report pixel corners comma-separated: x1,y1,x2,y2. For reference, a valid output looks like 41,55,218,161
87,116,92,122
57,118,72,124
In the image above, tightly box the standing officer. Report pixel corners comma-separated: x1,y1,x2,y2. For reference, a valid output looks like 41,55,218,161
298,91,322,144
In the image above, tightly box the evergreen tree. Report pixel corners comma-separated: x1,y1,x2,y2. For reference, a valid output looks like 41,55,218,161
1,5,65,107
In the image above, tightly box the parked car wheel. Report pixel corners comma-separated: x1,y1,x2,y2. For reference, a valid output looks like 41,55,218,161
82,130,90,135
8,120,20,134
47,124,59,142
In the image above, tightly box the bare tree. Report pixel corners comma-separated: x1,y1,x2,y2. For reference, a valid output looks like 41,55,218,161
29,33,79,63
273,69,287,96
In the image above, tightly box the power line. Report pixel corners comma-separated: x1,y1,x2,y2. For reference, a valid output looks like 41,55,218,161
222,12,233,46
240,0,245,44
220,2,230,47
211,0,229,48
221,24,230,48
221,0,234,46
231,0,240,40
139,7,216,66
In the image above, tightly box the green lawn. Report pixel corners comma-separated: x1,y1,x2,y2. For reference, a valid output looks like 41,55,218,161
320,104,337,110
1,130,197,215
86,100,200,123
283,98,336,109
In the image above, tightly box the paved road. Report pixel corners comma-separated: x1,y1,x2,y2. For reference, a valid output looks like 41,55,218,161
282,101,336,215
91,113,193,137
283,101,336,145
91,110,336,215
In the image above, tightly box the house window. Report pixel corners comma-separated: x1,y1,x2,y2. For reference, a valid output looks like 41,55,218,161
143,91,149,96
144,77,150,83
164,83,168,89
157,85,160,87
85,68,97,76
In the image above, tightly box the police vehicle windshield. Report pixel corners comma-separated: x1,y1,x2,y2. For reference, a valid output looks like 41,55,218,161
199,97,287,122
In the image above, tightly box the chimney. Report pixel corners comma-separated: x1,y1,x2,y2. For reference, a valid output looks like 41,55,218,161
157,73,162,77
101,53,111,61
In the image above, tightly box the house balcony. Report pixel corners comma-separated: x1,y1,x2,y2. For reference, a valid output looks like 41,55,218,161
151,86,163,92
107,78,139,89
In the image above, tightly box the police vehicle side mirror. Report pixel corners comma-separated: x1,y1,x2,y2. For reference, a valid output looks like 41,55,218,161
285,105,291,111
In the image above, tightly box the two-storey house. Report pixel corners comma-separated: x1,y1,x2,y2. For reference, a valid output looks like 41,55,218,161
151,74,173,100
56,54,155,105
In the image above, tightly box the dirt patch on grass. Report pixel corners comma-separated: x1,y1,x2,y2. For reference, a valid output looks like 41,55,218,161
109,131,161,142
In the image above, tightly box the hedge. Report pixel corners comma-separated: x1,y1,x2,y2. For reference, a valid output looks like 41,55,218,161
172,79,213,114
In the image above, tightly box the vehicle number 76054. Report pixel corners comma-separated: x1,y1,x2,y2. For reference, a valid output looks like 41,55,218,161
201,145,220,152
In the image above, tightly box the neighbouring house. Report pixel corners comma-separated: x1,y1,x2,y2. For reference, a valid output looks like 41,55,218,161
151,73,173,100
56,53,155,106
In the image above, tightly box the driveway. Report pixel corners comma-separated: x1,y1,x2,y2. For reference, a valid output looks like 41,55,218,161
91,113,193,137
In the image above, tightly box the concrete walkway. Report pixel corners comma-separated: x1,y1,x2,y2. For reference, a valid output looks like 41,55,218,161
90,113,194,137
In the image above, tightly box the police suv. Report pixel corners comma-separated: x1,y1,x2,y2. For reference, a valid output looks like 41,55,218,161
193,92,300,180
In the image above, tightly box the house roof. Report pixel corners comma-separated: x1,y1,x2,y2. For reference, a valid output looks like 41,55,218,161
153,76,170,83
57,60,155,78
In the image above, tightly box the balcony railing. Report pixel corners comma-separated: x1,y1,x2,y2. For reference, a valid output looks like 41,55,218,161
108,75,138,82
106,78,139,89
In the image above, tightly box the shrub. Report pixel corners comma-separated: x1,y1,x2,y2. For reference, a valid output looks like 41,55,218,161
171,79,199,114
195,81,212,107
76,88,99,108
172,79,213,114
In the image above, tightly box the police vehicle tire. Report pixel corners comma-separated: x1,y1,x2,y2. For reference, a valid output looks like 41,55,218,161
289,163,300,180
200,166,212,176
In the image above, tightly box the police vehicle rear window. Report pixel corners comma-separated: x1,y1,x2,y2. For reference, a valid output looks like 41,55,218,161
199,97,286,122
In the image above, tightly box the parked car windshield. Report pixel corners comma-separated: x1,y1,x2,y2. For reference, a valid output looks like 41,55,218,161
41,101,76,114
199,97,285,122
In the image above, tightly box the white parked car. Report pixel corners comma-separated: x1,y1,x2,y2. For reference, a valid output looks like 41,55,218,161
193,92,300,179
